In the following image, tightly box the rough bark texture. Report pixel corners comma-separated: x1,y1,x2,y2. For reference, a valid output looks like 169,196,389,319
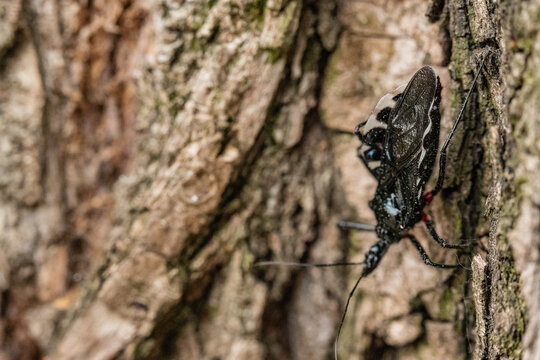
0,0,537,359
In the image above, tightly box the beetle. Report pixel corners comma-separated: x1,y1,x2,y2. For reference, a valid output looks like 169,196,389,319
257,56,486,360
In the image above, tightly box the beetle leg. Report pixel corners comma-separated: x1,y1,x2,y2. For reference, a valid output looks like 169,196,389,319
406,234,458,268
432,56,486,196
432,56,486,195
337,221,376,232
423,218,470,249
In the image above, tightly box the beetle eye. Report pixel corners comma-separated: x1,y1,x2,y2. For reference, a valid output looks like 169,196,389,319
364,148,381,161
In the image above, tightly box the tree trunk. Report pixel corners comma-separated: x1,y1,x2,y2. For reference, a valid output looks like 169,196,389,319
0,0,537,359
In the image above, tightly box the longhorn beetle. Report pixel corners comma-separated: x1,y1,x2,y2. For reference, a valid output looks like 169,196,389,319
257,55,486,359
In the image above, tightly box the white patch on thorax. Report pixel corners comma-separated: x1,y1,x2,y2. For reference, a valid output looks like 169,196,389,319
384,196,400,216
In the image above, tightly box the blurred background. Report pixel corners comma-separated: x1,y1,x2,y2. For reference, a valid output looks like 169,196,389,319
0,0,538,359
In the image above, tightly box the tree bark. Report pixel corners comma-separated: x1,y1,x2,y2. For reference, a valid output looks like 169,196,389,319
0,0,537,359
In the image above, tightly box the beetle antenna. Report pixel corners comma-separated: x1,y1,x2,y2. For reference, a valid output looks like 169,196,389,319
253,260,365,268
334,272,366,360
323,126,356,136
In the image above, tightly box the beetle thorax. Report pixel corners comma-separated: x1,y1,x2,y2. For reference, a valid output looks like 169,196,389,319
371,189,410,241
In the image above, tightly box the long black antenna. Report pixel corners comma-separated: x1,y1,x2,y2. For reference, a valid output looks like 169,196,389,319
334,272,366,360
253,260,365,268
254,259,367,360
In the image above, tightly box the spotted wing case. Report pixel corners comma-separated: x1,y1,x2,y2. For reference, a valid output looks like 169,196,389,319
385,66,441,174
